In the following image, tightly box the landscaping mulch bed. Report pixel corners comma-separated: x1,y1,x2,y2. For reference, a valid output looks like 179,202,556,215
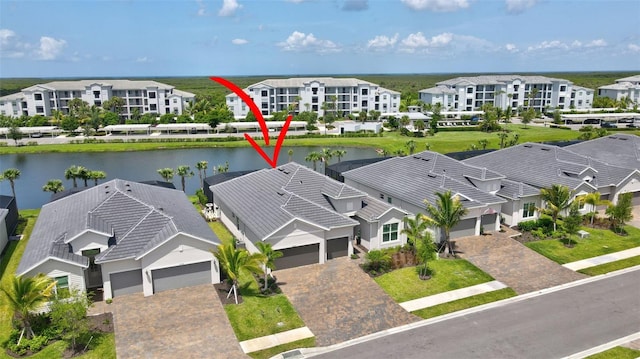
213,282,244,305
512,231,540,244
88,312,114,333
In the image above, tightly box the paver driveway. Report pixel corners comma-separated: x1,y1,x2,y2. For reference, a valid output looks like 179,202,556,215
112,284,246,359
275,257,419,347
455,232,586,294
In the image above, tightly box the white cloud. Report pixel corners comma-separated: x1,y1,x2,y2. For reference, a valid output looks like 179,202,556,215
505,0,538,14
232,38,248,45
527,40,569,51
628,44,640,52
505,43,519,53
0,29,29,58
219,0,241,16
135,56,150,63
196,0,207,16
585,39,607,47
342,0,368,11
37,36,66,60
431,32,454,46
528,38,609,52
278,31,340,53
0,29,15,46
367,33,398,50
401,0,469,12
400,32,453,52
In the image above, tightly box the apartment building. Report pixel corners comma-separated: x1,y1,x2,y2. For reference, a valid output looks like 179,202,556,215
225,77,401,119
597,75,640,105
419,75,593,112
0,80,195,119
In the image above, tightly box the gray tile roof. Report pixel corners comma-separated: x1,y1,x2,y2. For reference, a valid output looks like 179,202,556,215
566,134,640,171
22,80,178,92
226,77,400,96
356,197,407,222
496,179,540,200
615,75,640,83
464,143,634,192
436,75,569,87
211,163,363,240
343,152,506,210
17,179,218,275
419,86,457,95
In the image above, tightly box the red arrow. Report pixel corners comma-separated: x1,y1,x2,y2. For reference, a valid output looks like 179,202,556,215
210,77,292,168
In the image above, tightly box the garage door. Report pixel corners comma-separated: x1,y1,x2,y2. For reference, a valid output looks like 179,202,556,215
449,218,477,239
481,213,497,228
632,192,640,206
152,261,211,293
327,237,348,259
275,243,319,270
110,270,143,297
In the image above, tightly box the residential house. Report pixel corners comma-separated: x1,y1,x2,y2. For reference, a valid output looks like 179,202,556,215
0,195,18,254
0,80,195,119
342,151,506,240
597,75,640,105
16,179,221,300
211,163,408,269
225,77,401,119
419,75,593,112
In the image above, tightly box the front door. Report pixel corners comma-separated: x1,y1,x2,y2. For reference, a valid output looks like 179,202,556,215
82,249,103,289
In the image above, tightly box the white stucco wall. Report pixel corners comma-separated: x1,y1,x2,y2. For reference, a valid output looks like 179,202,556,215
25,259,86,294
613,175,640,203
0,214,8,255
67,231,110,254
368,210,407,250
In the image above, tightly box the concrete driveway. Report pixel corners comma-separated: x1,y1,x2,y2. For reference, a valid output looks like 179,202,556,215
112,284,246,359
455,232,586,294
275,257,418,347
630,205,640,228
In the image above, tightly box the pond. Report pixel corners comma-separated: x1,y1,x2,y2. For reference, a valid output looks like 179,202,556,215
0,146,378,209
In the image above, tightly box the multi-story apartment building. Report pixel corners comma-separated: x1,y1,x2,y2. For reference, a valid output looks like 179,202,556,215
419,75,593,112
597,75,640,105
225,77,401,119
0,80,195,119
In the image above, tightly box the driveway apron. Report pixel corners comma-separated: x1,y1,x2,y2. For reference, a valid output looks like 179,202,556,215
112,284,246,359
275,257,419,347
455,232,587,295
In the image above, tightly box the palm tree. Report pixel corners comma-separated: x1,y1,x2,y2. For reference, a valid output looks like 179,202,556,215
1,168,21,199
305,151,323,171
414,119,426,132
288,149,294,163
406,140,417,155
578,192,607,227
401,213,429,247
157,168,175,182
400,115,410,130
64,165,83,188
42,179,64,194
321,148,333,166
333,149,347,163
176,165,194,192
606,193,633,234
424,190,468,256
196,161,208,189
539,184,572,232
255,242,283,292
88,170,106,186
211,238,265,304
74,166,89,187
216,161,229,174
1,274,55,344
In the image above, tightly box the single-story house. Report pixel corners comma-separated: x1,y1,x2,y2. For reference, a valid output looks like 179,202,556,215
211,163,408,270
0,195,18,254
342,151,506,241
16,179,221,299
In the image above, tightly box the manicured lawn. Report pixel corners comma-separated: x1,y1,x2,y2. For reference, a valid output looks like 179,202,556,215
578,256,640,276
223,271,306,341
525,226,640,264
374,259,494,303
584,346,640,359
0,210,116,359
209,221,234,242
248,337,315,359
411,288,517,320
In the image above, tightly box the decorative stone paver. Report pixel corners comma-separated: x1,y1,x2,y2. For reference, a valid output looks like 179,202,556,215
112,284,246,359
275,257,419,347
455,232,586,295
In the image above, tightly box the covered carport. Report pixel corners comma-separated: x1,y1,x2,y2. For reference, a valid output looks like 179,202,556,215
155,123,212,134
214,121,307,134
101,124,151,135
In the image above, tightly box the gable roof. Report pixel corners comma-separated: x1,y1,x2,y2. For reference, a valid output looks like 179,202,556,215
343,151,506,210
566,134,640,171
17,179,218,274
464,143,634,192
211,163,362,240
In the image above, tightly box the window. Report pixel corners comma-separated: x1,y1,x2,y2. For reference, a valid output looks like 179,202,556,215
150,104,157,111
387,196,392,204
36,106,44,113
34,93,43,101
560,85,567,92
261,90,268,97
149,92,156,99
262,102,268,109
559,96,565,103
93,91,100,99
467,87,473,94
173,98,177,103
523,202,535,218
361,88,368,95
54,276,70,298
382,223,399,242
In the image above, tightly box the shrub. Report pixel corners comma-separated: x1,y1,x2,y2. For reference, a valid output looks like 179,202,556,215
517,219,538,232
195,189,208,206
362,250,391,274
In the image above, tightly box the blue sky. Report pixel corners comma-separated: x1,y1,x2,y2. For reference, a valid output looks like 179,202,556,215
0,0,639,78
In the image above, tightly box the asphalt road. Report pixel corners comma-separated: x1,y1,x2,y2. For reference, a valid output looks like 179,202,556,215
313,269,640,359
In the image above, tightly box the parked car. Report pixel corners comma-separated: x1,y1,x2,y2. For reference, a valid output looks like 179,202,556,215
627,123,637,129
583,118,600,124
601,122,617,128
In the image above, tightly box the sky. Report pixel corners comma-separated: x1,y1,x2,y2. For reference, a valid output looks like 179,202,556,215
0,0,639,78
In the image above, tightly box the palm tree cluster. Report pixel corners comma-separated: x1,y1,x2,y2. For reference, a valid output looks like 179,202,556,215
305,148,347,171
1,168,21,199
64,165,106,188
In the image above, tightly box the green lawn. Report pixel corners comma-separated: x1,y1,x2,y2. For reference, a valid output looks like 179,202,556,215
411,288,517,320
584,346,640,359
223,272,306,341
209,221,234,242
0,210,116,359
525,226,640,264
374,259,494,303
578,256,640,276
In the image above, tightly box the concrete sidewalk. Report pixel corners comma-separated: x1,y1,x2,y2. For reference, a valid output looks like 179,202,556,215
563,247,640,271
399,280,507,312
240,327,314,354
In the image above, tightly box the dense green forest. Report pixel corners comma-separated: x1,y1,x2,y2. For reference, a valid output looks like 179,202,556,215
1,72,637,103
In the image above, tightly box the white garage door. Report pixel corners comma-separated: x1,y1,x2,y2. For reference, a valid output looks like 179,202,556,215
110,270,143,297
152,261,212,293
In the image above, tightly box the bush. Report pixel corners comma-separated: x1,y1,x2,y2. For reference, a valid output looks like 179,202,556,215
517,219,538,232
362,250,392,274
195,189,208,206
